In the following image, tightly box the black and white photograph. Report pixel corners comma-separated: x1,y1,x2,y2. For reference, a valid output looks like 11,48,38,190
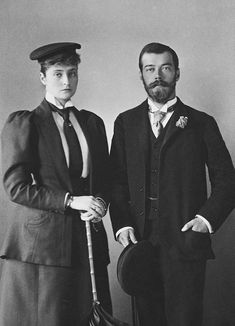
0,1,234,325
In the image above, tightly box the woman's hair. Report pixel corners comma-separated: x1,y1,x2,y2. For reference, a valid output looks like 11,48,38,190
39,52,81,75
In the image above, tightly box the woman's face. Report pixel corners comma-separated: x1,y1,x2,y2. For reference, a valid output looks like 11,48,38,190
40,63,78,106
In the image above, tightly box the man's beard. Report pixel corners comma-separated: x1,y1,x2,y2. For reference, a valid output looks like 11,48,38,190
143,78,176,104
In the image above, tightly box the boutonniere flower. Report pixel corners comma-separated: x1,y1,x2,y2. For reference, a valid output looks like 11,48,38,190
176,116,188,129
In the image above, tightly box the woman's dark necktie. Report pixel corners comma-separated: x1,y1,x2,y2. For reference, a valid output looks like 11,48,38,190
51,105,83,194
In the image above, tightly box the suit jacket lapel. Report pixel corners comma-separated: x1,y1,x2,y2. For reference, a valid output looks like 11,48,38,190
72,108,93,191
35,99,72,191
72,108,91,151
161,98,189,151
130,100,149,171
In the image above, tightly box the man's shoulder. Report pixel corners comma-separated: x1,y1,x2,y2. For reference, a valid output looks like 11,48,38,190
116,100,148,119
178,99,214,122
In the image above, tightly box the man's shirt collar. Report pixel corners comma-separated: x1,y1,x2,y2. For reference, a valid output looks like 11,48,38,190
148,97,177,113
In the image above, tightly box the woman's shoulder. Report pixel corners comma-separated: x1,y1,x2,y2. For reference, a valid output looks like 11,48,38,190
2,110,35,137
6,110,33,123
79,108,105,125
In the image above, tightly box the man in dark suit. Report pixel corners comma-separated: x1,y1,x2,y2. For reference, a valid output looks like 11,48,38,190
0,42,111,325
110,42,235,326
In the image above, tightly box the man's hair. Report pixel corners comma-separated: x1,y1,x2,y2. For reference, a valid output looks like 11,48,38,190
39,52,81,75
139,42,179,71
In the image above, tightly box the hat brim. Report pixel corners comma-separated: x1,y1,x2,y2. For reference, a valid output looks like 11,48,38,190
30,42,81,61
117,240,157,296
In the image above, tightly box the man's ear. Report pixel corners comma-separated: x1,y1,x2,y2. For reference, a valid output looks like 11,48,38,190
176,68,180,81
40,72,46,86
139,70,143,81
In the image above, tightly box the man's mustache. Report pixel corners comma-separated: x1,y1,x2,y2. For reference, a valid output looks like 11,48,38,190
149,80,169,89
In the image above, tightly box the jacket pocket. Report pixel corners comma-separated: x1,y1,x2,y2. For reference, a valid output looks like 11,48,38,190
184,229,211,251
26,211,50,227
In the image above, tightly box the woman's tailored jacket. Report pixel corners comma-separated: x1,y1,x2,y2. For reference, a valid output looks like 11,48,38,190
1,99,110,267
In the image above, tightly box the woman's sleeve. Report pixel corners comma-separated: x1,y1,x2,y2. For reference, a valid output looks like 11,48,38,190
1,110,66,212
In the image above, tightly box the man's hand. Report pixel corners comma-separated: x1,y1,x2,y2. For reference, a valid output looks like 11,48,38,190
117,229,138,247
181,217,209,233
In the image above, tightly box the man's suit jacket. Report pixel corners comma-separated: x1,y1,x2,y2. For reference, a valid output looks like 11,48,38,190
1,99,110,267
110,98,235,260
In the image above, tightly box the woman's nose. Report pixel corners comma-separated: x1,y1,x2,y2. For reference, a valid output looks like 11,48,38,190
63,74,69,85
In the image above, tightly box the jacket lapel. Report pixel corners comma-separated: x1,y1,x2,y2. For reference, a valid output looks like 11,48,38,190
72,109,92,152
161,98,189,151
129,100,149,170
72,108,93,192
35,99,72,191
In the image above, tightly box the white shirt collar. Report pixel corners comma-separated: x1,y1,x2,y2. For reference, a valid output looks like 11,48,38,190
148,97,177,113
45,92,74,109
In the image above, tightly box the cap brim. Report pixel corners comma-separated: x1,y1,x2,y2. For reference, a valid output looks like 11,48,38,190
30,42,81,61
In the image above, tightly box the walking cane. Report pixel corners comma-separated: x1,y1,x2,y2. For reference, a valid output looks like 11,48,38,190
131,296,139,326
85,220,130,326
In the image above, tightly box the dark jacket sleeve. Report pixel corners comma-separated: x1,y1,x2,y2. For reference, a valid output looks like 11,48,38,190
198,115,235,231
1,110,66,211
109,114,133,235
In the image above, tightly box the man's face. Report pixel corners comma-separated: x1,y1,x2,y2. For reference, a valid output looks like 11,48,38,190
140,51,180,104
40,63,78,106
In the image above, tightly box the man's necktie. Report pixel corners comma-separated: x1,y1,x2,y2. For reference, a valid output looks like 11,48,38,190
150,104,175,138
50,105,83,193
152,110,167,138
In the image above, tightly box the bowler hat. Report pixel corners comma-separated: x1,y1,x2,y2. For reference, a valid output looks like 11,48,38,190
29,42,81,61
117,240,156,296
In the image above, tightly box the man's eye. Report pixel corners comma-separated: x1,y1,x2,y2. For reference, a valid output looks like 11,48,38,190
55,73,62,77
162,66,171,71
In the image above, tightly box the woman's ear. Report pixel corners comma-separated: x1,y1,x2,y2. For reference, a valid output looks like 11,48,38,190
40,72,46,86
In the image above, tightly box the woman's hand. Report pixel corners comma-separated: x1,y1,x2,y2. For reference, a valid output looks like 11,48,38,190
69,196,105,221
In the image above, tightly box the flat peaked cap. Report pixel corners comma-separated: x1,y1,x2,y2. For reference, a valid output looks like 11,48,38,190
117,240,157,296
29,42,81,61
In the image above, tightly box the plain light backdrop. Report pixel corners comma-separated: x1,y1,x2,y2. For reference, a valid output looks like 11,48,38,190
0,1,234,325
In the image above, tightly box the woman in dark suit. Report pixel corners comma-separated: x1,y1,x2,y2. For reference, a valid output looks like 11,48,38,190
0,42,111,326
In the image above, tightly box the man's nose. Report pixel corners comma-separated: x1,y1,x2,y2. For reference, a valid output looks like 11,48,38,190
154,68,162,80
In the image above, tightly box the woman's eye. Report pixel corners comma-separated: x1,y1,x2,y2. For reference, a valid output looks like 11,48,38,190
71,71,78,77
